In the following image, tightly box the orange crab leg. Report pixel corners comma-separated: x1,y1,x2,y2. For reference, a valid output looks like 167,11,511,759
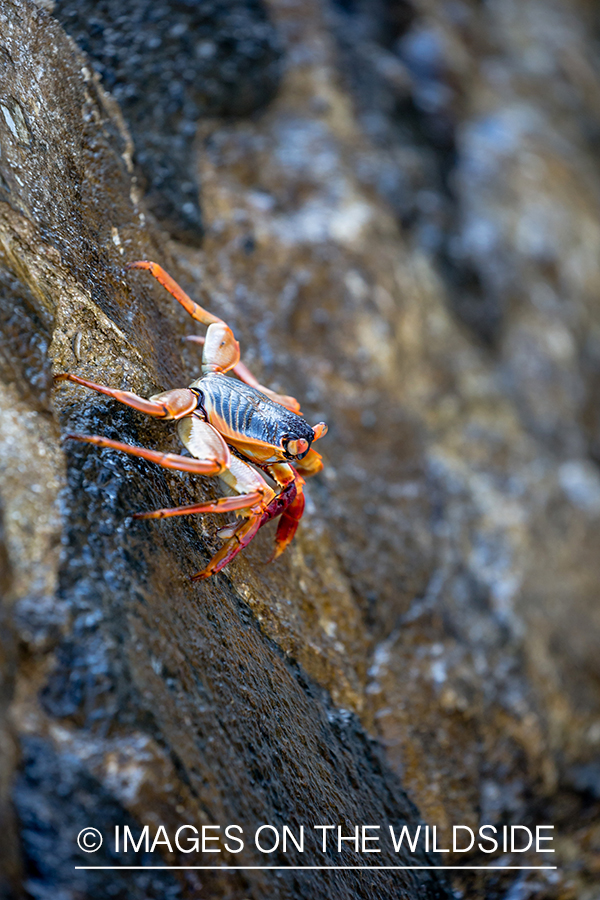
127,260,224,326
63,434,227,475
293,447,324,477
55,373,197,420
129,262,241,375
128,262,302,409
188,455,275,580
133,491,264,520
192,516,263,580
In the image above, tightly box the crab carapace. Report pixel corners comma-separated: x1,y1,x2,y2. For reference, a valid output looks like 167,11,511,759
55,261,327,580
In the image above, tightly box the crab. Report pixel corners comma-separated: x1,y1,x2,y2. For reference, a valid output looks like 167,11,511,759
55,261,327,580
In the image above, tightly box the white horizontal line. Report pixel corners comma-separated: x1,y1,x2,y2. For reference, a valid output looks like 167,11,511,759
75,865,557,871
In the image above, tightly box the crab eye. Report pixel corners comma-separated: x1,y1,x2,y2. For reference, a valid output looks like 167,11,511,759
282,434,310,459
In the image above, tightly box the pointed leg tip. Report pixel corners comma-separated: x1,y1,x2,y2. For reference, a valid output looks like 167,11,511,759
191,571,210,582
269,545,287,563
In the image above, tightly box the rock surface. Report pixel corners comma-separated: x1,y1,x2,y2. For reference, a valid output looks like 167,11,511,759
53,0,283,244
0,0,599,898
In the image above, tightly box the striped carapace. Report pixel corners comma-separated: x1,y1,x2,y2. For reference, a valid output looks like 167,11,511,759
191,373,317,463
54,261,327,579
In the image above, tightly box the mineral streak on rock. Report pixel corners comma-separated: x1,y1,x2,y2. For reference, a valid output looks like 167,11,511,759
0,0,599,898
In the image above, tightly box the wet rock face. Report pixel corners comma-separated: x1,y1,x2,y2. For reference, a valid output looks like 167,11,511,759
0,2,447,899
54,0,282,243
1,0,600,898
331,0,600,460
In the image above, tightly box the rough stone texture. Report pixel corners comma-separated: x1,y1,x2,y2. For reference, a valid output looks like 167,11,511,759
53,0,283,244
1,0,600,899
0,2,446,899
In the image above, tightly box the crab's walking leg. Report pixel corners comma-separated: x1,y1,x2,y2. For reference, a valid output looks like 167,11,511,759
129,261,302,409
293,447,324,477
133,492,263,520
130,260,241,374
64,419,230,476
189,455,276,580
55,373,197,420
127,260,224,326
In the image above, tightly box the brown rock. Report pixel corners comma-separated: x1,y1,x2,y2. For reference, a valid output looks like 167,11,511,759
1,0,599,898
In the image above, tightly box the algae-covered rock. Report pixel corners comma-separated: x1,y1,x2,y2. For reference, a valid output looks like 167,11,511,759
1,0,599,898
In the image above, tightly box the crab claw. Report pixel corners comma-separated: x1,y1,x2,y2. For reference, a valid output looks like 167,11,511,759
294,448,323,477
270,488,306,561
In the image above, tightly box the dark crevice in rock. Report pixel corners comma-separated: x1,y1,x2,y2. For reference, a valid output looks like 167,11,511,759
53,0,283,245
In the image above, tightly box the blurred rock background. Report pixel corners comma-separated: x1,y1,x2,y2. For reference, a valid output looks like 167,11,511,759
1,0,599,897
